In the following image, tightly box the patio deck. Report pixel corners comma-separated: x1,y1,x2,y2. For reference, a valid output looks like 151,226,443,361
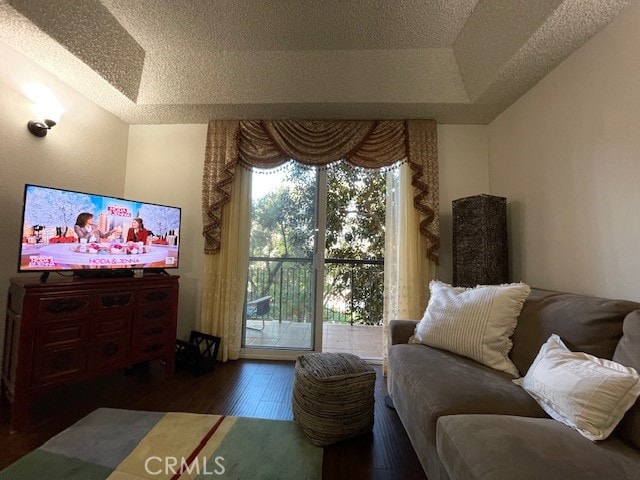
244,321,383,361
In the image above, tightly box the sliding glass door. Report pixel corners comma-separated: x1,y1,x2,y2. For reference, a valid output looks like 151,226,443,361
241,160,385,359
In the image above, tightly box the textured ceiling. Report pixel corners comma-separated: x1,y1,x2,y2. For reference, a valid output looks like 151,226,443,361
0,0,634,124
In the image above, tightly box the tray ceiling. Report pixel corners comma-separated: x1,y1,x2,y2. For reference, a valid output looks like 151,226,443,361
0,0,633,124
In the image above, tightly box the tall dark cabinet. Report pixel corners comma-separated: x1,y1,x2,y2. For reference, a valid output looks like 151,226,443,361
452,194,508,287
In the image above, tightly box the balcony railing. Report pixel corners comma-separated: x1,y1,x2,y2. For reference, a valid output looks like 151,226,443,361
246,256,384,326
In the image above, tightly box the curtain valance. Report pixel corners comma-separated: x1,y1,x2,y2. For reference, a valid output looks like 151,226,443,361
202,119,440,263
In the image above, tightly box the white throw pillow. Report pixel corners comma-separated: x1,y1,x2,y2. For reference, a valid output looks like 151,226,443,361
514,334,640,441
412,280,530,376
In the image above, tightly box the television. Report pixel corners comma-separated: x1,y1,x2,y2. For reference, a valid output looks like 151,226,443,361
18,184,181,278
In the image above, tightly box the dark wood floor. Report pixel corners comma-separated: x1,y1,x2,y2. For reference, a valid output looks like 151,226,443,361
0,359,426,479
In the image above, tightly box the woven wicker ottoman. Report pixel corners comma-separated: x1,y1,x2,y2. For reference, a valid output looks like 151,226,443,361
292,352,375,446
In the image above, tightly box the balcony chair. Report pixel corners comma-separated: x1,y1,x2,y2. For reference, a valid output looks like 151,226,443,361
246,295,273,331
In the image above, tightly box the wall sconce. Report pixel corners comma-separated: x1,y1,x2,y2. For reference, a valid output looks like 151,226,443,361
23,83,64,138
28,119,57,137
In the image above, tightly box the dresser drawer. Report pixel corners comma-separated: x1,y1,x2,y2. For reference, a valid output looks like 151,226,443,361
134,321,171,341
93,313,132,337
132,337,169,362
35,319,89,349
38,295,90,319
95,291,133,311
138,288,174,306
32,345,87,387
88,334,130,371
135,322,172,339
137,306,172,325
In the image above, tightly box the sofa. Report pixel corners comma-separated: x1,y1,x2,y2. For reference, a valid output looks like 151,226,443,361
387,288,640,480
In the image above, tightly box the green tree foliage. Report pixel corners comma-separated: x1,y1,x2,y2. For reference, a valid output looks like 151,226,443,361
325,162,385,259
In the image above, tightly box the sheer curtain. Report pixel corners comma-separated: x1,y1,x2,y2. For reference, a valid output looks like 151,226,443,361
383,163,436,375
198,165,251,361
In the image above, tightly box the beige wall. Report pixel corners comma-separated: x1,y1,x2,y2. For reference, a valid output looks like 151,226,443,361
124,125,208,338
488,1,640,301
0,42,128,353
437,125,490,283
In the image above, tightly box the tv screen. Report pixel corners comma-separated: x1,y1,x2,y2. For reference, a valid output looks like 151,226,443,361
18,184,181,272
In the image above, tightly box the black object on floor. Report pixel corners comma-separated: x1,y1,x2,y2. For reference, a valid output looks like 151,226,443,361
176,330,221,376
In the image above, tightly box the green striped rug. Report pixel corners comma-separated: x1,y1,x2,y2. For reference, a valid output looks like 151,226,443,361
0,408,322,479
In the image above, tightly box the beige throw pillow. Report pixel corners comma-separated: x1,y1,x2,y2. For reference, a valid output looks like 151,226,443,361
413,280,530,376
514,334,640,441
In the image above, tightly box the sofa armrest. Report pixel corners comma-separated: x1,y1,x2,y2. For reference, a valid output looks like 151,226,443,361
389,319,419,345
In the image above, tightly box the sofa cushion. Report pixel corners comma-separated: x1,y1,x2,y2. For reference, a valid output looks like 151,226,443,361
413,281,530,376
388,343,546,448
511,289,640,375
514,334,640,441
613,310,640,449
437,414,640,480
